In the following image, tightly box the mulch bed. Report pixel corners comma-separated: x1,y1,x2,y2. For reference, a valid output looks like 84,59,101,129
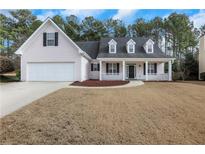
71,80,129,87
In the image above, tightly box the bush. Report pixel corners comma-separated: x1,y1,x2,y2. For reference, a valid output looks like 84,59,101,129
200,72,205,80
0,56,14,73
16,69,21,79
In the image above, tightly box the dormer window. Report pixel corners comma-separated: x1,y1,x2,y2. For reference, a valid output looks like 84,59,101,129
148,44,153,53
110,44,115,53
144,39,154,54
128,44,134,53
108,39,117,53
127,39,136,53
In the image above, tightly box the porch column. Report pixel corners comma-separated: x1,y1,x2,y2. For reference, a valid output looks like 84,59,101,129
99,60,102,81
145,61,148,81
168,60,172,81
122,61,125,80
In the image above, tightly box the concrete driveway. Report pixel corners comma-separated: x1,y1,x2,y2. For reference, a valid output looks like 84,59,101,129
0,82,70,118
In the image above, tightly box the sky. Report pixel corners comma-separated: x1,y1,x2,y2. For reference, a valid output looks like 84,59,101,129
1,9,205,28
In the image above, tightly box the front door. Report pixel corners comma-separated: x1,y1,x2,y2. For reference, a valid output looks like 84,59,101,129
129,65,135,79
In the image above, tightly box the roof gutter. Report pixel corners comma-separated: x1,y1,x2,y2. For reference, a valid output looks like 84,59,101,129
79,49,92,60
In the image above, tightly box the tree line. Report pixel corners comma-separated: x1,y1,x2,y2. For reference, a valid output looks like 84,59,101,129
0,10,204,79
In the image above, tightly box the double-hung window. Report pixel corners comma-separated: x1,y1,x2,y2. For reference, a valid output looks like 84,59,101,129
148,44,153,53
91,63,99,71
47,33,55,46
148,63,156,74
128,44,134,53
110,44,115,53
43,32,58,46
106,63,119,75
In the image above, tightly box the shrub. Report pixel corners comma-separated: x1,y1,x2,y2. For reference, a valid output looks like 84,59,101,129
200,72,205,80
0,56,14,73
16,69,21,79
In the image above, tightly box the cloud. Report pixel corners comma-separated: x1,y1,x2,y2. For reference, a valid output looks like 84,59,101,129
0,9,12,18
190,9,205,28
60,9,104,19
36,11,56,20
113,9,138,20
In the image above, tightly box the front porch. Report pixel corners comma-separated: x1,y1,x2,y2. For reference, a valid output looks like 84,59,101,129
98,59,172,81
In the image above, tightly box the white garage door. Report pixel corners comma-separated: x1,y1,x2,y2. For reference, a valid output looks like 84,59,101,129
27,62,74,81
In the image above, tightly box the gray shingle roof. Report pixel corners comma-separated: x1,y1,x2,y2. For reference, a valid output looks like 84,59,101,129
76,37,173,59
76,41,99,59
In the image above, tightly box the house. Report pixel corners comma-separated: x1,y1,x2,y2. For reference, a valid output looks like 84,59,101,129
15,18,174,82
199,35,205,80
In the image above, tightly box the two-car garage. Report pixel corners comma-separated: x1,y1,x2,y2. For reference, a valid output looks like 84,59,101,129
27,62,75,81
16,18,90,82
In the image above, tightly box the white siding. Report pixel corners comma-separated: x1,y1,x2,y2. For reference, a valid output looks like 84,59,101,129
135,62,144,80
20,21,82,81
157,62,164,74
89,71,99,80
89,61,100,79
81,56,89,81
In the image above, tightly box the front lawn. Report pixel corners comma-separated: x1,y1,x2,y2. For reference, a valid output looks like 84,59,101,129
0,82,205,144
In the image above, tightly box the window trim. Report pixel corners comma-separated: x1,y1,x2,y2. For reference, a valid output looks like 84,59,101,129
46,33,55,46
148,63,157,75
128,44,135,53
108,39,117,54
91,63,99,71
106,63,119,75
147,43,153,53
127,39,136,53
109,44,116,53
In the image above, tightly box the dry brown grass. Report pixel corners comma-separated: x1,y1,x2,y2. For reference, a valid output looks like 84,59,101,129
1,82,205,144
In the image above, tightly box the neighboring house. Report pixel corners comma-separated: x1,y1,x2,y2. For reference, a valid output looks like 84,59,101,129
199,35,205,80
15,18,174,82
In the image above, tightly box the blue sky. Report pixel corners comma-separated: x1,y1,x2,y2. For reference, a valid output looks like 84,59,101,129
1,9,205,28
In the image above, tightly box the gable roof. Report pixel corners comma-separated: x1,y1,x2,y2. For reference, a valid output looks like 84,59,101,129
15,17,91,60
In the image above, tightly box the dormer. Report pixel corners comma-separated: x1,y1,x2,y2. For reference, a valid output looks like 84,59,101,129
108,39,117,53
144,39,154,54
127,39,136,53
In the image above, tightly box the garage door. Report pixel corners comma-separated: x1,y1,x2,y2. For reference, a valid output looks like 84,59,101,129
27,62,74,81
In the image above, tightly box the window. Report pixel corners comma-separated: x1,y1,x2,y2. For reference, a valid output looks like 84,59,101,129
127,39,136,53
47,33,55,46
148,44,153,53
112,63,118,73
128,44,134,53
106,63,119,74
110,44,116,53
148,63,156,74
91,63,99,71
108,39,117,53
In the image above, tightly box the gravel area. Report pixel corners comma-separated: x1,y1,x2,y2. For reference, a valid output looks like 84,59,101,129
0,81,205,144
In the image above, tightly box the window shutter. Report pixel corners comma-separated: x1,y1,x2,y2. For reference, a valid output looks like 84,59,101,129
43,33,47,46
91,63,93,71
154,63,157,73
144,63,146,75
106,63,108,73
117,63,119,73
55,32,58,46
97,64,100,71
